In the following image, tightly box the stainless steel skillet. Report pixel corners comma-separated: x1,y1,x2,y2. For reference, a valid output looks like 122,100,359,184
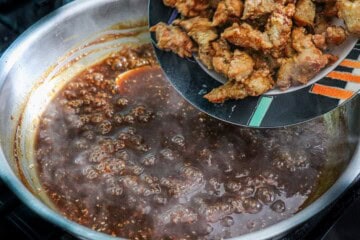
0,1,359,239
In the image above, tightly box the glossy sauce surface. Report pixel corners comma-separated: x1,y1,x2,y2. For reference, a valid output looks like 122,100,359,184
36,44,336,239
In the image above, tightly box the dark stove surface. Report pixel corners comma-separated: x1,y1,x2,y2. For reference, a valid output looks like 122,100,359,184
324,199,360,240
0,1,359,240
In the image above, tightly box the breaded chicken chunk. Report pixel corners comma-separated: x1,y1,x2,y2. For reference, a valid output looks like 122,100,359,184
325,25,348,45
312,34,328,50
150,22,196,58
222,23,273,51
314,15,331,34
277,28,335,89
266,3,296,57
228,50,255,82
211,39,233,76
204,80,248,103
152,0,354,103
242,0,276,20
212,0,244,26
294,0,315,27
204,68,274,103
245,68,274,96
277,49,333,89
337,0,360,35
211,40,255,82
174,17,218,68
198,45,215,69
165,0,210,17
173,17,218,46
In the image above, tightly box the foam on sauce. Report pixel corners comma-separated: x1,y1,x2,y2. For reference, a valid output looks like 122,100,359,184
35,44,339,239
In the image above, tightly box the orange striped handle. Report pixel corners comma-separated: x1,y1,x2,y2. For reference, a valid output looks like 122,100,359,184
339,59,360,68
327,71,360,83
311,84,355,100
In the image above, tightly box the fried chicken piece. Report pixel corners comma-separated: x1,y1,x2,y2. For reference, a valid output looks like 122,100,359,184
228,50,255,82
198,45,215,69
211,40,255,82
314,15,331,34
337,0,360,35
212,0,244,26
291,27,316,52
173,17,218,46
204,68,274,102
174,17,218,68
294,0,315,27
277,28,334,89
170,0,211,17
312,34,328,50
155,0,352,103
150,22,196,58
265,3,296,58
222,23,273,51
242,0,276,20
277,50,330,89
204,80,248,103
284,40,297,57
211,39,233,75
276,0,296,3
325,26,348,45
245,68,274,96
308,25,346,51
252,52,282,72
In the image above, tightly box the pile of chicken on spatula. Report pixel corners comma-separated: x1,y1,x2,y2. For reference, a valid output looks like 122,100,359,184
150,0,360,103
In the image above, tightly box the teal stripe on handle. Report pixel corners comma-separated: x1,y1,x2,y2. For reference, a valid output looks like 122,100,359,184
249,96,273,127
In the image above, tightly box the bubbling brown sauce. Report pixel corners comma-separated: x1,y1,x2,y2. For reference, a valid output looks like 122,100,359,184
36,44,337,239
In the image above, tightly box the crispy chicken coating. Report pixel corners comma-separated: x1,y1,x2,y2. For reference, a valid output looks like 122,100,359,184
277,50,330,89
312,34,328,50
150,22,196,58
204,68,274,103
242,0,276,20
212,0,244,26
291,27,316,52
325,26,348,45
284,40,297,58
245,68,274,96
211,39,233,76
265,3,296,57
173,17,218,46
211,41,255,82
174,17,218,69
252,52,281,72
222,23,273,51
198,45,215,69
293,0,316,27
228,50,255,82
314,15,331,34
277,28,335,89
153,0,354,103
337,0,360,35
204,80,248,103
167,0,211,17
